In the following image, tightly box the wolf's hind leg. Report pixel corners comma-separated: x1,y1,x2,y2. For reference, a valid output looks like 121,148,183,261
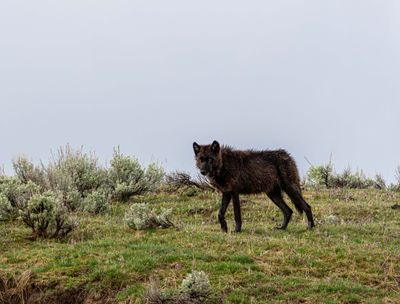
267,188,293,230
285,185,315,229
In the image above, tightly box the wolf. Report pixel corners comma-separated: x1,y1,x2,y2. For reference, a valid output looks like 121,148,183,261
193,140,315,232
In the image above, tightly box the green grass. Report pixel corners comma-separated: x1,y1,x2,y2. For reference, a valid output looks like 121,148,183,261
1,189,400,303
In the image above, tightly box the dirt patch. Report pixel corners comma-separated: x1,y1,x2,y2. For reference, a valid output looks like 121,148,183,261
31,284,124,304
0,271,122,304
34,284,87,304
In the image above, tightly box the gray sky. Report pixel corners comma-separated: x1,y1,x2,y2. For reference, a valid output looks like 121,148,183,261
1,1,399,182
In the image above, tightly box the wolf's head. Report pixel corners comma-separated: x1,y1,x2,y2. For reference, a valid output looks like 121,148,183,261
193,140,223,177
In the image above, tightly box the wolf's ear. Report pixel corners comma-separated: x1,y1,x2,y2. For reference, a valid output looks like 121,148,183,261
211,140,220,154
193,142,200,155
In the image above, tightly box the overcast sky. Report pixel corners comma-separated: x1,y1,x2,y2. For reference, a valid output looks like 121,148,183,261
0,1,399,182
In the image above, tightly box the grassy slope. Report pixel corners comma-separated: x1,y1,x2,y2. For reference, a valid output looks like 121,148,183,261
1,189,400,303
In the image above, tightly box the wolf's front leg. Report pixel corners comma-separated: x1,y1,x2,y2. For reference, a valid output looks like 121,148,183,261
218,192,231,232
232,193,242,232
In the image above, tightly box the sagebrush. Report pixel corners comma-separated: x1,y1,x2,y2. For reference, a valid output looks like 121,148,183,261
125,203,173,230
306,163,385,190
109,148,164,202
0,176,39,221
0,181,77,239
21,191,78,238
180,271,211,298
0,146,166,240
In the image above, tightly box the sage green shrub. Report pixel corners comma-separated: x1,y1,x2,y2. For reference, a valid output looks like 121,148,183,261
0,178,77,238
0,176,39,221
109,148,164,202
0,193,16,221
47,145,108,198
82,190,110,215
331,167,375,189
306,163,384,190
306,163,333,188
21,191,77,238
393,166,400,191
124,203,173,230
12,156,49,190
4,146,165,217
12,147,109,212
180,271,211,298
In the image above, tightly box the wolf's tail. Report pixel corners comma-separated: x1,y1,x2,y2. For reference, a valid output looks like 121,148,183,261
276,150,305,214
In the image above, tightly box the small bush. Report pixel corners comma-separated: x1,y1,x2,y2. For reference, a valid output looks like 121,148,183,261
373,174,386,190
306,163,333,188
125,203,173,230
21,191,77,238
0,177,39,221
12,156,49,190
324,214,341,225
81,190,110,214
331,168,374,189
0,175,77,238
306,163,384,190
164,171,213,192
165,171,196,190
0,193,17,221
144,272,218,304
58,187,83,212
109,148,164,202
4,146,166,217
47,145,108,198
392,166,400,191
145,163,165,190
12,146,110,211
180,271,210,298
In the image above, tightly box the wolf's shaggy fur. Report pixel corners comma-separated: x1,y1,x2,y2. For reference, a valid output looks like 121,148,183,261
193,141,315,231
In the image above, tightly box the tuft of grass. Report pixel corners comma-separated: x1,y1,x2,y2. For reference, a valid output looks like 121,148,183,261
0,270,32,304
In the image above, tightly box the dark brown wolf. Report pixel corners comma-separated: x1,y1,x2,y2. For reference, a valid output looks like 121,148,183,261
193,140,315,232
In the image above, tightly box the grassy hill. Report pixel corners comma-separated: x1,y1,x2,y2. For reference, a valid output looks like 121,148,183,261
1,188,400,303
